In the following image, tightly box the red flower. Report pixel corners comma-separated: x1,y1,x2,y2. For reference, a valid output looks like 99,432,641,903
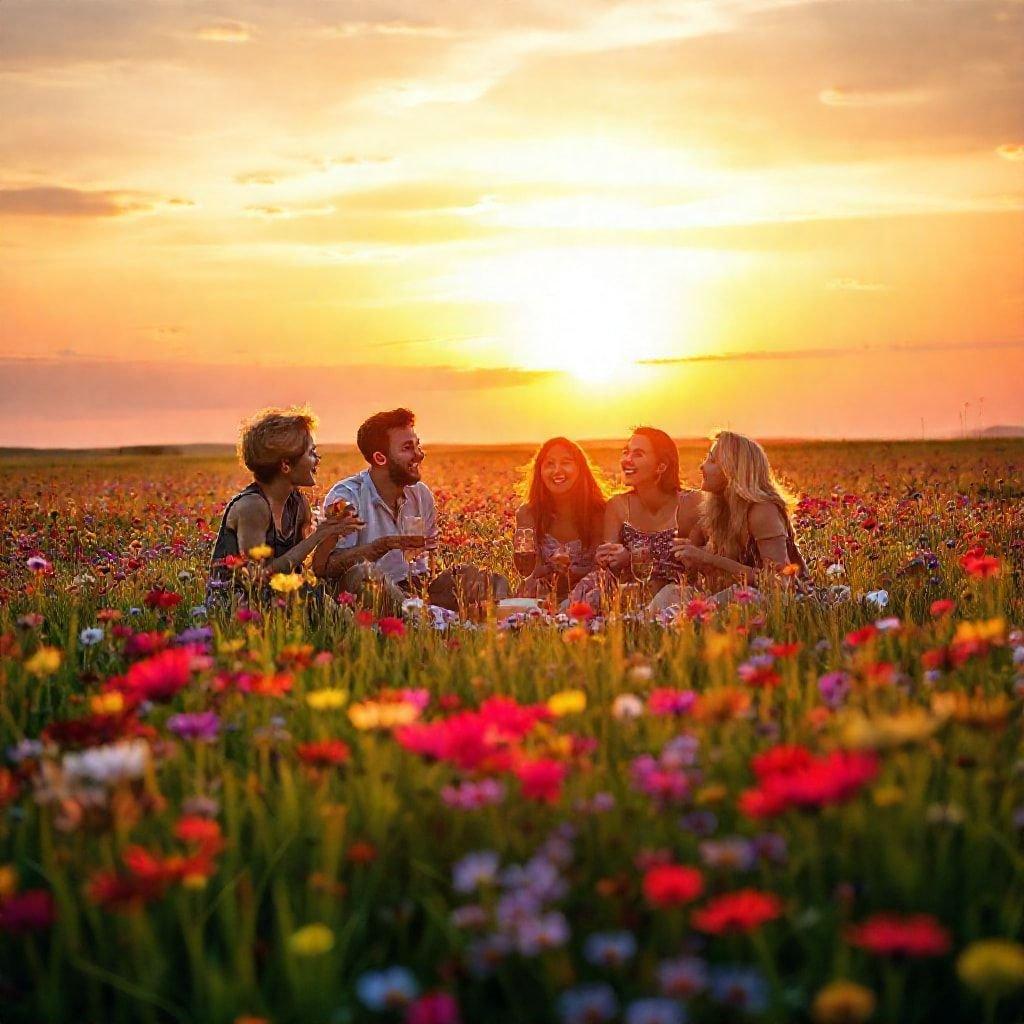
514,758,566,803
959,551,1001,579
929,599,955,618
567,601,596,621
692,889,783,934
144,588,182,610
642,864,704,907
845,625,878,647
405,992,461,1024
121,647,195,702
175,816,224,852
246,672,294,697
847,913,951,957
86,870,166,913
751,744,813,781
685,598,716,622
123,630,169,659
336,591,357,606
378,616,406,637
741,750,878,818
0,889,56,932
355,610,375,629
769,642,801,658
297,739,352,768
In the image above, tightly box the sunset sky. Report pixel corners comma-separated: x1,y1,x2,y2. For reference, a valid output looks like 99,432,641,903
2,0,1022,447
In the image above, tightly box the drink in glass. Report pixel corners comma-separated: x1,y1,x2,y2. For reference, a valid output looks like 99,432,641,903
513,527,537,578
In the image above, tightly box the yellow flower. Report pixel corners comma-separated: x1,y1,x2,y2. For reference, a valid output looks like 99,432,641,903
953,617,1005,645
288,923,335,957
182,874,209,891
812,980,876,1023
695,784,728,805
269,572,304,594
248,544,273,561
91,692,125,715
348,699,420,730
562,625,588,644
838,708,941,750
25,646,62,677
219,637,246,654
0,865,17,900
932,691,1012,730
307,688,348,710
547,689,587,717
957,940,1024,997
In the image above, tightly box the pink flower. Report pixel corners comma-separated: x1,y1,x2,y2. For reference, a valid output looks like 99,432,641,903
405,992,461,1024
514,759,567,803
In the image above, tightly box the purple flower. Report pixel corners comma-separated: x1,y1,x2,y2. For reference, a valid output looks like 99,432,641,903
453,850,501,893
514,910,569,955
710,966,769,1014
818,671,851,708
583,930,638,967
625,998,688,1024
558,984,619,1024
699,837,756,872
656,957,709,999
166,711,220,742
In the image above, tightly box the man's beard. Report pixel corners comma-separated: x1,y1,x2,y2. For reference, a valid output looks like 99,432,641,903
387,460,420,487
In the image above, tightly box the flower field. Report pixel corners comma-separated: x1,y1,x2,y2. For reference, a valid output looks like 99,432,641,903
1,439,1023,1024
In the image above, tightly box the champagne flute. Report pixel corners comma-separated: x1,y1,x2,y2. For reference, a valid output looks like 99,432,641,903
513,527,537,579
630,540,654,585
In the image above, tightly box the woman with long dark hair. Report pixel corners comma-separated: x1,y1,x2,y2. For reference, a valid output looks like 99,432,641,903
572,426,702,610
514,437,609,601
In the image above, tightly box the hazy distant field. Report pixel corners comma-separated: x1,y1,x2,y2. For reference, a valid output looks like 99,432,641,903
1,439,1022,1024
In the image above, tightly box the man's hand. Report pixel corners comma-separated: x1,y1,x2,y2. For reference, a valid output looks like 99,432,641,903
369,535,420,559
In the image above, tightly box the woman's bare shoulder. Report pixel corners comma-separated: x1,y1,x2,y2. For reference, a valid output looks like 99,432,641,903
748,500,787,537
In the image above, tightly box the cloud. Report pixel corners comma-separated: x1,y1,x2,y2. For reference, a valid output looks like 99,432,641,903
235,171,288,186
0,186,158,217
639,339,1024,366
244,204,335,219
195,20,252,43
996,144,1024,162
818,87,932,108
316,21,463,40
0,357,557,419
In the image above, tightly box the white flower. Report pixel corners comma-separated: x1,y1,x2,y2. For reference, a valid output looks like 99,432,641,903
79,627,104,646
62,740,150,785
826,563,845,577
876,617,901,632
612,694,645,721
864,589,889,609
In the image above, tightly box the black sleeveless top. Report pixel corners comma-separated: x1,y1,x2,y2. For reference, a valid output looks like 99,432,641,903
208,482,305,584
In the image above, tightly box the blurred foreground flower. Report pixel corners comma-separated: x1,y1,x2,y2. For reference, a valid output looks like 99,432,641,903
25,646,62,677
288,923,334,956
811,980,876,1023
956,939,1024,997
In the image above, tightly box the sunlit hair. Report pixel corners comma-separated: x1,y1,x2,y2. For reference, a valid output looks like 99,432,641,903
700,430,797,560
357,408,415,464
630,426,681,494
520,437,609,551
239,406,317,484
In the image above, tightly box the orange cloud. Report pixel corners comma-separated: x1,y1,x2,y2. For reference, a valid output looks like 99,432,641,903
195,20,252,43
0,186,157,217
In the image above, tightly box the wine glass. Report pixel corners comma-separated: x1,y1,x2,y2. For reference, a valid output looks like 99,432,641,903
513,527,537,579
400,512,426,568
630,540,654,585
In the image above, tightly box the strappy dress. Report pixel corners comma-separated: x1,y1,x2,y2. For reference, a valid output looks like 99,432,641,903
206,483,305,604
620,494,681,584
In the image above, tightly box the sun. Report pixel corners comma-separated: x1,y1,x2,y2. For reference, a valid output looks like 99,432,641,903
508,248,674,384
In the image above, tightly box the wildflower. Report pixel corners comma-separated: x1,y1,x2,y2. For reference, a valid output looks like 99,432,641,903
269,572,303,594
846,913,951,956
122,647,195,702
441,778,505,810
515,759,566,803
930,599,955,617
0,889,56,933
547,689,586,717
287,923,335,956
167,711,220,742
738,655,781,689
692,889,782,934
657,957,709,999
26,555,52,573
306,688,348,710
740,748,878,818
79,627,104,647
406,992,462,1024
838,708,942,750
567,601,596,621
648,688,697,716
818,671,850,708
144,588,183,610
557,983,618,1024
699,837,756,872
642,864,704,908
583,930,638,968
811,980,876,1023
710,966,769,1013
453,851,501,893
959,550,1001,578
349,698,420,730
612,693,644,720
624,998,687,1024
515,910,570,955
378,616,406,637
25,646,62,677
356,966,421,1011
956,940,1024,997
248,544,273,560
62,740,150,785
864,590,888,609
296,740,351,767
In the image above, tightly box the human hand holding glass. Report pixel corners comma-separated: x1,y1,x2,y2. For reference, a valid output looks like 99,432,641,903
630,540,654,584
513,527,537,579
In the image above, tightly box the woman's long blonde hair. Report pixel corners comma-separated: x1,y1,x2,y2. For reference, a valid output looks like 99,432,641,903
701,431,796,560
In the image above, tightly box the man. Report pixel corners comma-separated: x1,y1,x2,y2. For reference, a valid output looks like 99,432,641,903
313,408,508,613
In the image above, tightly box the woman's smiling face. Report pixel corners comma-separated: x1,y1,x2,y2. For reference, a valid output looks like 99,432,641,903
621,433,662,488
540,443,580,496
